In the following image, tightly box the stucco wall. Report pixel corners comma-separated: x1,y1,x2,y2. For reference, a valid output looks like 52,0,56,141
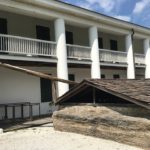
98,32,125,51
133,39,144,54
68,67,127,82
0,11,55,40
0,66,127,119
0,67,57,119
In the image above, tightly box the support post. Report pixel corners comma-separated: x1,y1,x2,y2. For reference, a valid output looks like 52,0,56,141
4,105,8,119
21,104,24,119
89,26,101,79
125,34,135,79
93,88,96,104
12,106,15,120
144,39,150,78
52,81,57,103
55,18,69,97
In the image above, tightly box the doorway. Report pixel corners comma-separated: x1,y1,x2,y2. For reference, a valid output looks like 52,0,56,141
36,25,50,55
66,31,73,44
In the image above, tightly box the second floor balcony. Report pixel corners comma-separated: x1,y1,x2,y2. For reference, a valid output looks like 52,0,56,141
0,34,56,57
0,34,146,66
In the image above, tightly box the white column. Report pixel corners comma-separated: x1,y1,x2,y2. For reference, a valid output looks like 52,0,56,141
144,39,150,78
125,34,135,79
89,26,101,79
55,18,69,97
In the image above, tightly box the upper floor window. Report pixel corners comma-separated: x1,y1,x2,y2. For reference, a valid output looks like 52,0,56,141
66,31,73,44
110,40,118,51
98,37,103,49
0,18,7,34
36,25,50,41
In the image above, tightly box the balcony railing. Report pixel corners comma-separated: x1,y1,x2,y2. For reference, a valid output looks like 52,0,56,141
135,53,145,65
0,34,146,66
100,49,127,64
67,44,91,60
0,34,56,57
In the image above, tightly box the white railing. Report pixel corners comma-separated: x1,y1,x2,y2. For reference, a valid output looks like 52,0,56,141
67,44,91,60
0,34,56,57
134,53,145,65
100,49,127,64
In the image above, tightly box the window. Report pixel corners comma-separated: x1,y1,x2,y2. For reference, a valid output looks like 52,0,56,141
40,78,52,102
66,31,73,44
0,18,7,34
69,74,75,89
36,26,50,55
36,25,50,41
113,74,120,79
101,74,105,79
110,40,118,51
98,37,103,49
0,18,7,51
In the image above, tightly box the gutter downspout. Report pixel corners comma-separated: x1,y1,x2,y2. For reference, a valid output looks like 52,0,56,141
131,28,135,76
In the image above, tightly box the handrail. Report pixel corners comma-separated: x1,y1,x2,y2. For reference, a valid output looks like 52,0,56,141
0,34,56,56
99,49,127,63
0,34,56,44
67,44,91,60
134,53,145,65
100,48,127,54
67,44,90,49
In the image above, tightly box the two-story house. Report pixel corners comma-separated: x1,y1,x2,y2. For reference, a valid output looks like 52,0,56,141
0,0,150,119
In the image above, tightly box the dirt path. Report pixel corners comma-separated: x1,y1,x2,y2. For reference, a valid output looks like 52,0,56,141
0,124,143,150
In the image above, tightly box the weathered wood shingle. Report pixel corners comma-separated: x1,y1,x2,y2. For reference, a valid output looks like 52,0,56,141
56,79,150,109
88,79,150,103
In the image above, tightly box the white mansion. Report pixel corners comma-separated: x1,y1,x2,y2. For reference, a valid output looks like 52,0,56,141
0,0,150,118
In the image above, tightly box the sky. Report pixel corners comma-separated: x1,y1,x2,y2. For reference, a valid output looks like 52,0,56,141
59,0,150,28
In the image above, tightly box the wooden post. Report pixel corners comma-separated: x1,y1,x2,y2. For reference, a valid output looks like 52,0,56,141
4,105,8,119
52,81,57,103
0,62,77,85
93,88,96,104
29,105,33,120
21,104,24,119
39,104,40,117
12,105,15,120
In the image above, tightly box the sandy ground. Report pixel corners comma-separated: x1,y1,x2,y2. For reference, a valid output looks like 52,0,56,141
0,124,143,150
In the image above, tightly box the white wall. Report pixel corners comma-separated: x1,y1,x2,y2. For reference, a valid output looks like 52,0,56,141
98,32,125,51
133,39,144,54
68,67,127,81
135,68,145,79
0,11,55,40
101,68,127,79
66,25,89,46
0,67,57,119
0,66,127,119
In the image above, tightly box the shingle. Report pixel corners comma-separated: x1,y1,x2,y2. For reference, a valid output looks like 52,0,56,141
87,79,150,104
56,79,150,109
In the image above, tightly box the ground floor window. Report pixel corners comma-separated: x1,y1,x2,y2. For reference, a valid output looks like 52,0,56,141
69,74,75,89
40,78,52,102
101,74,105,79
113,74,120,79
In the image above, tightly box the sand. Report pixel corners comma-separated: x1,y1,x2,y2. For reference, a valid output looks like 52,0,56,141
0,124,143,150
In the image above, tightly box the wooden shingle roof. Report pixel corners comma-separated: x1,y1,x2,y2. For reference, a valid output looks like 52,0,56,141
56,79,150,109
87,79,150,103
